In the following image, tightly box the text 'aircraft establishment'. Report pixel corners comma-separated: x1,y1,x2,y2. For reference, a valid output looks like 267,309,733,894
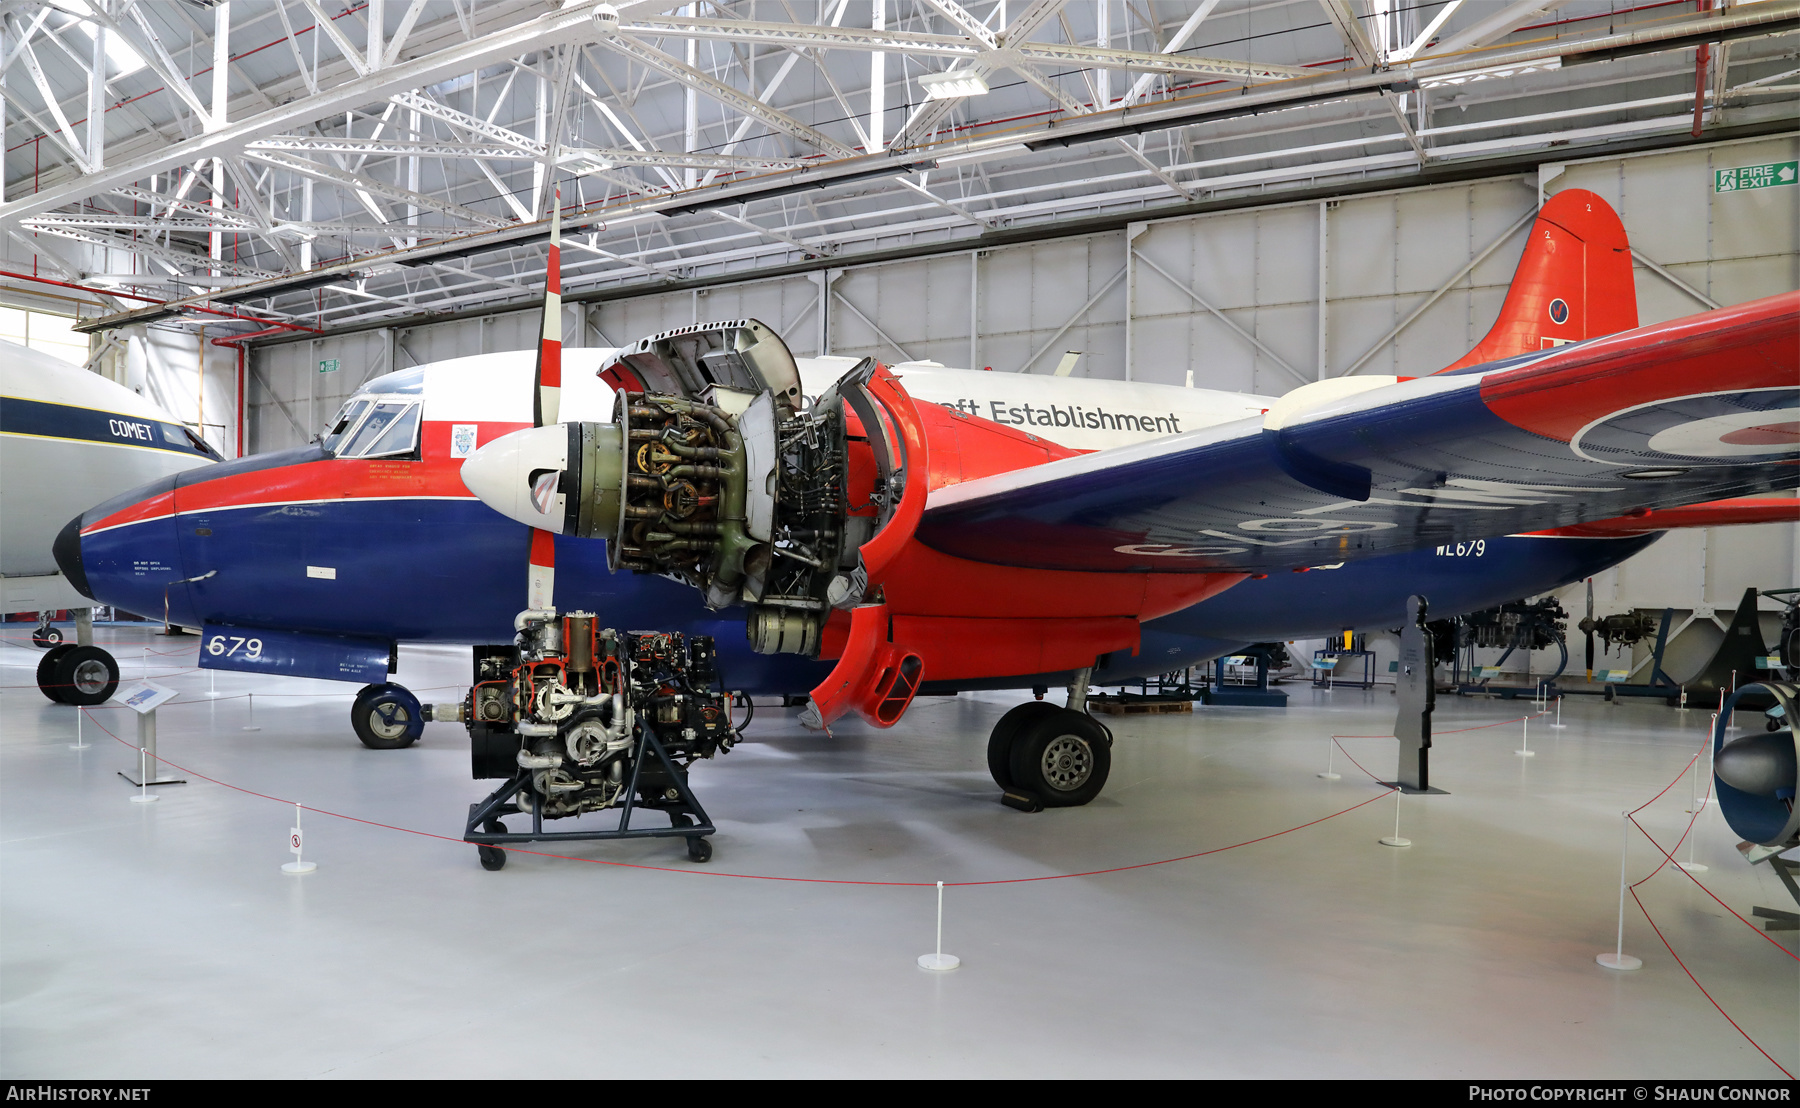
53,189,1798,860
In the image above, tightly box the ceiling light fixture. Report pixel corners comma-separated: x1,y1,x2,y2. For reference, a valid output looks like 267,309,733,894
919,70,990,100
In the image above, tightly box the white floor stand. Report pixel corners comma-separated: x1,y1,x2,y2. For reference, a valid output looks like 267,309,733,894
69,709,89,751
1516,716,1535,757
243,692,262,732
1379,788,1411,848
917,881,959,971
1551,696,1566,729
129,748,158,804
1318,736,1341,780
282,802,317,875
1597,812,1643,970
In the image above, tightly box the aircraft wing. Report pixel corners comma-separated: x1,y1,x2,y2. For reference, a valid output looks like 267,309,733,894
917,292,1798,574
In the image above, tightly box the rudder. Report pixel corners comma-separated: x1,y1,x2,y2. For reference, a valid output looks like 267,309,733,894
1440,189,1637,373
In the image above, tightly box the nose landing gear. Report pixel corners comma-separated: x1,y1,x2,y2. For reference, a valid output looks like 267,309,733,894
986,666,1113,811
351,683,425,749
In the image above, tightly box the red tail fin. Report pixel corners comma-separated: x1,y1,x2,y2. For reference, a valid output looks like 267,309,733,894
1440,189,1637,373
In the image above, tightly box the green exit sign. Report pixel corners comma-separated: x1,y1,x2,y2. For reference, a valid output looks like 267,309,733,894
318,358,339,374
1715,161,1797,193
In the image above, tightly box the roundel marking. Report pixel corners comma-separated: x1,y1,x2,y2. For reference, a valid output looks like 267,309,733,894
1570,387,1800,464
1547,298,1569,325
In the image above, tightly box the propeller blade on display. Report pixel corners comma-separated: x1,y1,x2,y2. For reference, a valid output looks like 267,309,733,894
527,185,563,609
1585,577,1595,677
533,185,563,430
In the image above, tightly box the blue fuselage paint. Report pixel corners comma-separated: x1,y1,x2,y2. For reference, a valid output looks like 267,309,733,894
71,450,1659,694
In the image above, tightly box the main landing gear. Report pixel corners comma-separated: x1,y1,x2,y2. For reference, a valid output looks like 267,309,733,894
986,667,1113,812
35,609,116,707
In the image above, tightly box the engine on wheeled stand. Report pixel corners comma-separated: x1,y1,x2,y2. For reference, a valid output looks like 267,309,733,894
455,608,736,870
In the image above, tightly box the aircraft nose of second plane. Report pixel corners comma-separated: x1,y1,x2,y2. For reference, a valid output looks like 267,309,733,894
53,514,92,600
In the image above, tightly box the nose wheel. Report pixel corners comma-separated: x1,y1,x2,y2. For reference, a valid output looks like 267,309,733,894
351,683,424,749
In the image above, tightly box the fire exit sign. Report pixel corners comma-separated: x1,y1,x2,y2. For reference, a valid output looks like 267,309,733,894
318,358,339,374
1715,162,1797,192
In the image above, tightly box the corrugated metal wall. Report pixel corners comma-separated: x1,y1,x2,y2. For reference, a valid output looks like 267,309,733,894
248,134,1800,629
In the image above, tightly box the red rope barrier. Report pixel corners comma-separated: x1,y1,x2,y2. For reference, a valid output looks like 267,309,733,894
1630,886,1796,1079
75,704,1397,888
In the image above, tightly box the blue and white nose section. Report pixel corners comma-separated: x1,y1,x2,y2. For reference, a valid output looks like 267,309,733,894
461,425,574,533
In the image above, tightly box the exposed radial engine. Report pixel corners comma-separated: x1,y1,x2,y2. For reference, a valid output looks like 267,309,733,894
460,610,735,820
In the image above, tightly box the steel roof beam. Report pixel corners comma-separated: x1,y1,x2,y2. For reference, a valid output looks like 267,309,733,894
597,26,859,159
0,2,613,226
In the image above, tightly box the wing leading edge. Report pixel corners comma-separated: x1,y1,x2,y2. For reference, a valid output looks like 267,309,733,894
917,291,1799,574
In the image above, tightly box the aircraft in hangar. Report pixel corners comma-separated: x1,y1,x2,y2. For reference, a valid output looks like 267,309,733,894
1,339,221,704
54,190,1798,832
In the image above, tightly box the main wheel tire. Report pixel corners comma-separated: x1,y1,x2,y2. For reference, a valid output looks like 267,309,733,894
37,644,77,703
52,646,119,707
31,626,62,648
352,684,423,749
986,702,1065,789
1008,708,1111,808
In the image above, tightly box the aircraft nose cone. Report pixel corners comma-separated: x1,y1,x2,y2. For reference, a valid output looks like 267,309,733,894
1715,731,1798,798
462,425,571,532
52,514,92,600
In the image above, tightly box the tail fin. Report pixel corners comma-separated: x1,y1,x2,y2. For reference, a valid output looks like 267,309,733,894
1440,189,1637,373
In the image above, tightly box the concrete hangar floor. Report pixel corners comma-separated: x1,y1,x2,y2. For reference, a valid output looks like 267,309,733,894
1,625,1794,1080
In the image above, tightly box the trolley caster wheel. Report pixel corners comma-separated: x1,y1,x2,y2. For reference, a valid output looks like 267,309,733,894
686,836,712,863
477,843,507,871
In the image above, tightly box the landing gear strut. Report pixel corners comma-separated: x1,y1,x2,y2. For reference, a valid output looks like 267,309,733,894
988,666,1113,811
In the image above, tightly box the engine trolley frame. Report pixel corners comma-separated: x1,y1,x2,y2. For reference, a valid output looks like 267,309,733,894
463,724,716,866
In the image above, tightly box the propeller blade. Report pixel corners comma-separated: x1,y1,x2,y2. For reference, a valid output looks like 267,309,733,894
528,528,556,612
533,185,563,429
1585,577,1595,676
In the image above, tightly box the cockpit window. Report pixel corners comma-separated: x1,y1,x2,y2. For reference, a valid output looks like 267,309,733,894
336,400,421,459
322,398,371,453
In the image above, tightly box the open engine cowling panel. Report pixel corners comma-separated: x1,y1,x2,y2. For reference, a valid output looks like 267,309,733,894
549,320,923,660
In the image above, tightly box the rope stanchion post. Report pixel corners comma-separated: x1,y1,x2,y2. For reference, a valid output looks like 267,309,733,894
129,747,157,804
205,669,221,699
242,692,261,732
1517,715,1534,757
70,708,88,751
1552,695,1565,729
1597,811,1644,970
1318,736,1341,780
282,803,317,875
917,880,959,971
1379,788,1411,848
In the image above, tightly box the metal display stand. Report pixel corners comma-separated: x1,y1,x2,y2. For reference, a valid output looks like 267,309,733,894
463,726,716,867
1313,650,1376,689
1602,606,1683,703
1208,652,1288,707
116,682,186,789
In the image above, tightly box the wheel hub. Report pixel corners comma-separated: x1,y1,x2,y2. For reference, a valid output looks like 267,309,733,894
1039,734,1093,792
370,704,410,739
72,660,109,695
